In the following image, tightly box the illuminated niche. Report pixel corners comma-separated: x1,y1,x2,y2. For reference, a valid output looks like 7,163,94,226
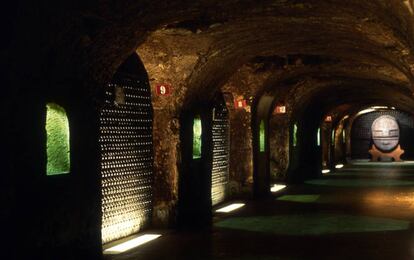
46,103,70,175
259,120,265,152
293,123,298,147
342,130,346,144
193,116,202,159
317,127,321,146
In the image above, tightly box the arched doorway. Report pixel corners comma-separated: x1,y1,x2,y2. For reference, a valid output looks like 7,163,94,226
211,95,230,206
99,53,154,244
178,93,231,227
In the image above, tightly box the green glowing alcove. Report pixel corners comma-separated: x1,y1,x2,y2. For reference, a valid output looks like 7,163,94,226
317,127,321,146
193,116,202,159
259,120,265,152
342,129,346,144
46,103,70,175
293,123,298,147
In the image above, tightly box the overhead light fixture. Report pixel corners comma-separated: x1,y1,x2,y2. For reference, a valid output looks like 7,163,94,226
322,169,331,174
371,106,389,110
335,164,344,169
216,203,245,213
271,184,287,193
357,108,375,115
357,106,393,117
103,234,162,254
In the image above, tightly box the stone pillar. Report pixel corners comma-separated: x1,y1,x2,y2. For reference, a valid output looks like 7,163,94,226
151,109,181,227
269,115,290,182
228,107,254,197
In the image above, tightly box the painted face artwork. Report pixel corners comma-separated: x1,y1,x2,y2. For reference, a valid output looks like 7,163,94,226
371,115,400,151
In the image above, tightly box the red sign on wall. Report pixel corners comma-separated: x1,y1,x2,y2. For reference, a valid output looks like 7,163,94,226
234,99,247,109
325,115,332,122
274,105,286,114
156,84,172,96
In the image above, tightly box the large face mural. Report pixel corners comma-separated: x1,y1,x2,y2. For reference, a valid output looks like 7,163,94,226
371,115,400,151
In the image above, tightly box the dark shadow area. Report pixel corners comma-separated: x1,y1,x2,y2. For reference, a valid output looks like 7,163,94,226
178,105,213,229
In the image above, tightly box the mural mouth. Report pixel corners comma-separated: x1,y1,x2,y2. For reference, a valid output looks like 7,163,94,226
373,136,399,139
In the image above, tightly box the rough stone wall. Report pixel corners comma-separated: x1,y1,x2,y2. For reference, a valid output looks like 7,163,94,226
269,115,290,181
137,31,211,227
332,115,348,164
321,122,332,167
226,106,254,196
135,28,414,201
150,110,180,227
222,65,279,196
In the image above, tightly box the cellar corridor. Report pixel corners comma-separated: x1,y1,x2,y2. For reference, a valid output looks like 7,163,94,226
107,162,414,260
5,1,414,259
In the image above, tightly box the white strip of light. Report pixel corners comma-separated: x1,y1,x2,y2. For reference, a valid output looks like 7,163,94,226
322,169,331,174
216,203,245,213
104,234,161,254
271,184,287,193
371,106,389,110
335,164,344,169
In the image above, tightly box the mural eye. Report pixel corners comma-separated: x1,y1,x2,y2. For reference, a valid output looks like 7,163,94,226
373,130,383,136
389,130,398,136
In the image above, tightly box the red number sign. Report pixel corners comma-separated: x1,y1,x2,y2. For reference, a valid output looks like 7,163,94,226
274,105,286,114
234,99,247,109
156,84,172,96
